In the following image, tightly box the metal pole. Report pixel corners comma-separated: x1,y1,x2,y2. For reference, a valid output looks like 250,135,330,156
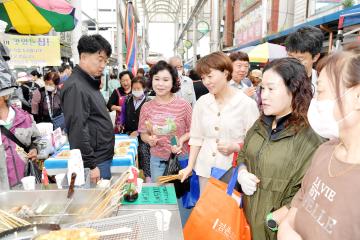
71,0,82,65
142,14,146,64
174,0,207,50
186,0,190,61
193,15,198,69
180,0,184,34
174,16,179,55
116,0,123,70
210,0,220,52
145,14,149,60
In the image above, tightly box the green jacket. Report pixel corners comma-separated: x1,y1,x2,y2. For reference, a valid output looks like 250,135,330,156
237,117,324,240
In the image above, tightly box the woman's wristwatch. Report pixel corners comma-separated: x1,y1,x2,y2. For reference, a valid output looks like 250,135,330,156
265,213,279,232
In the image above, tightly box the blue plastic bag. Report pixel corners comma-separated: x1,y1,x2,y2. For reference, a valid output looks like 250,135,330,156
210,167,227,179
178,158,200,209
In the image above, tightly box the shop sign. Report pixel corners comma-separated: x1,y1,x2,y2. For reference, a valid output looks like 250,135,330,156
0,33,61,67
197,21,210,34
183,40,193,49
234,6,262,45
240,0,259,11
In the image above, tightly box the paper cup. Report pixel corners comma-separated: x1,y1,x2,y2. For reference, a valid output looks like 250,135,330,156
55,173,65,189
21,176,35,190
96,179,111,188
136,178,144,194
155,209,172,231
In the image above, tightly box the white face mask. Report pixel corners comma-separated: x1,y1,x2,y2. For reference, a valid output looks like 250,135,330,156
45,85,56,92
308,99,339,139
308,90,356,139
132,90,144,98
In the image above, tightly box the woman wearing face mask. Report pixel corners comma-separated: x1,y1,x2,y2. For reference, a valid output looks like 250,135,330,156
31,71,63,124
0,65,41,188
179,52,259,194
107,71,133,133
278,44,360,240
123,77,151,182
234,58,324,240
138,61,192,182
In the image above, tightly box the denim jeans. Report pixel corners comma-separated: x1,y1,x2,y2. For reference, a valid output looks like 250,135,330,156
97,159,112,180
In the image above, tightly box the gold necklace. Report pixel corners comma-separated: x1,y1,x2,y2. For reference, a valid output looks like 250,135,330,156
328,142,358,178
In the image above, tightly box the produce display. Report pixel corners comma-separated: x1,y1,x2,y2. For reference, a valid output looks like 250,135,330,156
55,150,71,158
114,141,132,156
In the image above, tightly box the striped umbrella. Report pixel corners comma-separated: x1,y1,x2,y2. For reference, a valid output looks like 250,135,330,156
125,1,137,75
248,42,287,63
0,0,76,34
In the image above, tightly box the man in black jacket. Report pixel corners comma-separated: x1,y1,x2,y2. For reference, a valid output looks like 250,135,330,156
61,34,114,183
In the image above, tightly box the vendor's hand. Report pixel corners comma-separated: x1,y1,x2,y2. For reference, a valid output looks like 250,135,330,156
237,168,260,195
171,142,183,155
179,166,193,183
148,135,158,147
217,142,237,156
244,87,257,97
27,149,37,161
130,131,138,138
90,167,101,184
116,125,124,133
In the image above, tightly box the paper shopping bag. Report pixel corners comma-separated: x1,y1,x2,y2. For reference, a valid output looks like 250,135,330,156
183,167,251,240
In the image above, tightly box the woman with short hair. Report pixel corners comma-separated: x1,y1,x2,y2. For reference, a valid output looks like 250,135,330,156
180,52,259,194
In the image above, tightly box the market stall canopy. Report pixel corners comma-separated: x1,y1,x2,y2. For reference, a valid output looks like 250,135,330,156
0,0,76,34
248,42,287,63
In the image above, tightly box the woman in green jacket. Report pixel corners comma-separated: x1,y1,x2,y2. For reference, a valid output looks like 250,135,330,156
236,58,324,240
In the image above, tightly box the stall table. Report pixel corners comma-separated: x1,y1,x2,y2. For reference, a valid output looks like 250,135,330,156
44,135,138,175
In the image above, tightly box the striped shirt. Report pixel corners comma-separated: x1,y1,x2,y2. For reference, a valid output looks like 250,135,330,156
138,96,192,159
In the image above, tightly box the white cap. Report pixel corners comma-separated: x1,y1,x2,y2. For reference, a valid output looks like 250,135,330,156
16,72,31,83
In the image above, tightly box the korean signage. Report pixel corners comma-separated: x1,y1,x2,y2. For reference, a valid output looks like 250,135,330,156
234,6,262,45
240,0,259,11
0,33,61,67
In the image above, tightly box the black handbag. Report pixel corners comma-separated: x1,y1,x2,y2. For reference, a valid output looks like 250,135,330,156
44,91,65,130
163,153,181,176
51,113,65,130
24,160,42,183
163,153,190,198
0,126,42,183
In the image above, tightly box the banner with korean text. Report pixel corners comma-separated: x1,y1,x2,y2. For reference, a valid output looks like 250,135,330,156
0,33,61,67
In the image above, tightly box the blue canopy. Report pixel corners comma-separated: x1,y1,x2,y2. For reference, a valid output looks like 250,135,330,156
342,5,360,28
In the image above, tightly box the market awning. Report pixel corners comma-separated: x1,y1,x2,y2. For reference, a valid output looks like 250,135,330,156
340,5,360,28
226,4,360,53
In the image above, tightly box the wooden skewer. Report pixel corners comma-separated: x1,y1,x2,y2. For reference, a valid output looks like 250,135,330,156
81,171,130,221
0,209,30,227
157,172,193,184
